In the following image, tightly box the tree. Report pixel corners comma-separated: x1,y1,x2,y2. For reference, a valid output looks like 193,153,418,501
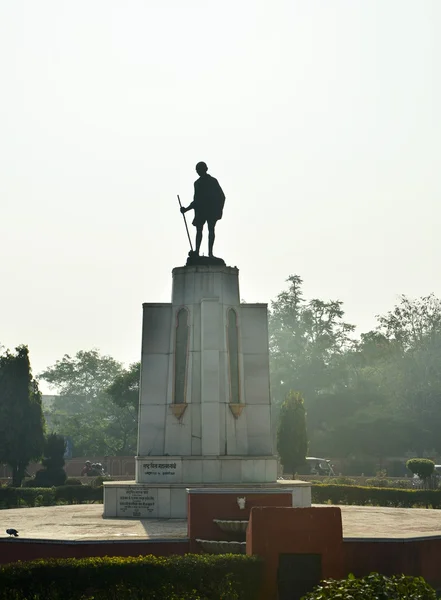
0,346,45,486
34,433,67,487
277,390,308,476
367,295,441,455
106,362,140,413
268,278,441,462
406,458,435,487
377,294,441,349
269,275,355,403
39,350,137,457
39,349,124,398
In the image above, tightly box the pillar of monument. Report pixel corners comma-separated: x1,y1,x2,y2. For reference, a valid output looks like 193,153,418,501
135,264,277,483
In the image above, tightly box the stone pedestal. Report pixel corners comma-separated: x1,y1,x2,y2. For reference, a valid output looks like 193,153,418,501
104,264,310,518
103,481,312,519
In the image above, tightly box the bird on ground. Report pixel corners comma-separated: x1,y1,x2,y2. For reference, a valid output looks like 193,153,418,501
6,529,19,537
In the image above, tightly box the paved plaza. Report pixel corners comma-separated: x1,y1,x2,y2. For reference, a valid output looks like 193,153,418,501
2,504,441,542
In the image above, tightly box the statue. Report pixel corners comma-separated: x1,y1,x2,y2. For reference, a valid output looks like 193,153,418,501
179,162,226,265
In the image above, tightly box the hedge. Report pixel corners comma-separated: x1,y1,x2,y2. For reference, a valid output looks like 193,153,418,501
312,483,441,508
302,573,436,599
3,483,441,510
0,555,262,600
0,485,103,508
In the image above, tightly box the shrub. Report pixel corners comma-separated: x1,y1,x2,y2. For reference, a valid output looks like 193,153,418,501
33,434,67,487
21,478,39,488
90,475,110,487
311,483,441,508
0,487,56,508
0,555,262,600
33,468,66,487
64,478,82,486
54,484,103,504
406,459,435,482
365,478,389,488
302,572,436,599
386,479,414,489
0,485,103,508
323,476,356,486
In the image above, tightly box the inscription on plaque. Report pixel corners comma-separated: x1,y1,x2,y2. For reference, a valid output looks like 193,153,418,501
143,461,178,477
117,487,157,518
136,457,182,483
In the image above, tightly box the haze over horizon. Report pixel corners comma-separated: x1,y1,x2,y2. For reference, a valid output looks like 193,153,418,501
1,1,440,392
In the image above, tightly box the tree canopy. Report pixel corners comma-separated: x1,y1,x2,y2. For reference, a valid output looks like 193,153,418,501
270,279,441,466
39,350,138,457
39,349,124,399
269,275,355,402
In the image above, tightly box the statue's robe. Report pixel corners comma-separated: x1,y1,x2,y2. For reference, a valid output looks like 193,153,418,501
189,174,225,227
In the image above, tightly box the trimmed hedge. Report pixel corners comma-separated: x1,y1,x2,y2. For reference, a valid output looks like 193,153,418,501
64,478,83,486
302,573,436,599
406,458,435,481
312,483,441,508
54,484,102,504
0,485,103,508
4,483,441,510
0,487,56,509
0,555,262,600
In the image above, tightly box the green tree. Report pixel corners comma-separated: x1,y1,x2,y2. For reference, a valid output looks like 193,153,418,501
367,295,441,455
377,294,441,348
330,408,419,460
406,458,435,487
269,278,441,462
0,346,45,486
106,362,140,413
40,350,137,457
277,390,308,476
269,275,355,403
39,349,124,398
306,293,441,460
34,433,67,487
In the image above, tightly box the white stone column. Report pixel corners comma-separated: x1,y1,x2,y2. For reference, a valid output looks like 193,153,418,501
137,303,172,456
201,297,221,455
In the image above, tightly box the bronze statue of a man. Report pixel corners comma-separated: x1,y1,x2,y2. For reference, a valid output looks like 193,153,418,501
180,162,225,258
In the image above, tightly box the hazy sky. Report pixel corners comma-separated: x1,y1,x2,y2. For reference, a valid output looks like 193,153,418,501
1,1,440,391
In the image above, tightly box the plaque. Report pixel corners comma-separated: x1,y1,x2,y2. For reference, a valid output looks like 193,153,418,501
137,458,182,483
117,487,158,518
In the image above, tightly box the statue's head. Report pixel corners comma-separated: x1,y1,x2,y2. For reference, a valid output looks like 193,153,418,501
196,162,208,176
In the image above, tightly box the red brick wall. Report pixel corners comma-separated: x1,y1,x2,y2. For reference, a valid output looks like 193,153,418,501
187,491,292,548
247,506,345,600
0,539,189,565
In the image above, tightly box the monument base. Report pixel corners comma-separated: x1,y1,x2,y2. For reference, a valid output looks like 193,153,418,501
103,480,312,519
135,455,278,485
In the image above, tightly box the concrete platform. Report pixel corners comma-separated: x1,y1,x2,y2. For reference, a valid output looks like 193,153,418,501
103,479,311,519
2,504,441,542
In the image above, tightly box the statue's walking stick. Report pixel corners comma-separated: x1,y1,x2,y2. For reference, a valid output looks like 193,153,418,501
177,195,194,252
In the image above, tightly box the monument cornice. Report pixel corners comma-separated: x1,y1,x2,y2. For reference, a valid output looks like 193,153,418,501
172,265,239,275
